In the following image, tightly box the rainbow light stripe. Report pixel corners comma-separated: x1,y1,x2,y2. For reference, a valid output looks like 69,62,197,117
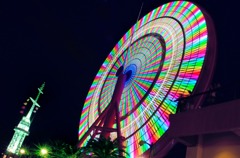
79,1,208,157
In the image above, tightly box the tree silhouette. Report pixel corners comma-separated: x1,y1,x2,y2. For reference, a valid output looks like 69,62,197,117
80,136,128,158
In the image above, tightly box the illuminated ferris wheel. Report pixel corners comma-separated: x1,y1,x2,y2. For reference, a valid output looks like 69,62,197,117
79,1,215,157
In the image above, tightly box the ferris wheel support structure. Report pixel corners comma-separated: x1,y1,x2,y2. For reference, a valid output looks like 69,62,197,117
78,67,127,155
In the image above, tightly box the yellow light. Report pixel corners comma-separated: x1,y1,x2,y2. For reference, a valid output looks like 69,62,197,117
19,148,26,154
40,148,48,155
214,151,237,158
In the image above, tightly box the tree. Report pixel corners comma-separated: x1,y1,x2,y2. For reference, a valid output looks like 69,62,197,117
32,141,81,158
79,136,128,158
47,141,81,158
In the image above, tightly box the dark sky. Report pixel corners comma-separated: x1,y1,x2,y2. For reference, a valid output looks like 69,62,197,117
1,0,240,157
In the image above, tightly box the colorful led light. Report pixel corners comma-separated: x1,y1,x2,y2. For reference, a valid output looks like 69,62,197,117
79,1,208,157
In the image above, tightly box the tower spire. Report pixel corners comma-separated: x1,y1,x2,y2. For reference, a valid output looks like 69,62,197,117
6,83,45,156
26,82,45,119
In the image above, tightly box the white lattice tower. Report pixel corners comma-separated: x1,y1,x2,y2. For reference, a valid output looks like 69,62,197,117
6,83,45,155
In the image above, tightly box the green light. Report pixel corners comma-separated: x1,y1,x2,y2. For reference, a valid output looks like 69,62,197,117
35,144,51,158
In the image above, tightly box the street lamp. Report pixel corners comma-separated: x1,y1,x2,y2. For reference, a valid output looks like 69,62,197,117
19,147,30,157
19,148,26,155
40,148,48,156
35,145,51,158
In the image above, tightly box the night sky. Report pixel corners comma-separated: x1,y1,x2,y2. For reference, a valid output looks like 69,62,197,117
1,0,240,157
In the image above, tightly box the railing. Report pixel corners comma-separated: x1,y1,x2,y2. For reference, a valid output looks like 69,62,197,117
176,82,240,112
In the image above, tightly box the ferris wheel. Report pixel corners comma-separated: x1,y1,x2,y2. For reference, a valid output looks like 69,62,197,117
79,1,215,157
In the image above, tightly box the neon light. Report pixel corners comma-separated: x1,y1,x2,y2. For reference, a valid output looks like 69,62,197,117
79,1,209,157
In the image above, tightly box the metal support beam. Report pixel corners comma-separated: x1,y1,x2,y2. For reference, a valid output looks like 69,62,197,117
78,67,126,157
